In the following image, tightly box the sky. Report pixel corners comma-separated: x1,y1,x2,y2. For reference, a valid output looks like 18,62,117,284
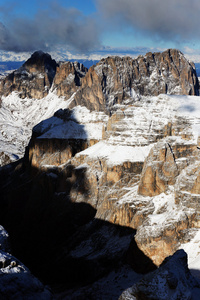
0,0,200,61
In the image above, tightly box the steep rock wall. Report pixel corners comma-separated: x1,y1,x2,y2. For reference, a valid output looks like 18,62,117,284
0,51,57,99
71,49,199,113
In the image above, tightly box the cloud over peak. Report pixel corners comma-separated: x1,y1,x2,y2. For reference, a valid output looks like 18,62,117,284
0,3,100,52
0,0,200,54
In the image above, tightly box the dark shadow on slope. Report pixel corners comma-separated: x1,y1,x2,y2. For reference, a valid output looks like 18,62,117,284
0,160,156,287
0,110,156,298
190,269,200,282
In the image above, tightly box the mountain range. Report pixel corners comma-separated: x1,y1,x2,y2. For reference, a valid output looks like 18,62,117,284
0,49,200,299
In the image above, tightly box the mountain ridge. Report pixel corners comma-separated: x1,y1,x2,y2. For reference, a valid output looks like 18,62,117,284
1,48,200,298
0,48,199,111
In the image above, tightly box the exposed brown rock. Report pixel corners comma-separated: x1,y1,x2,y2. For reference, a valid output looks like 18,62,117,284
175,161,200,212
1,49,200,296
28,138,91,169
0,49,198,111
0,51,57,99
53,61,87,99
71,49,199,113
138,139,198,197
135,214,193,266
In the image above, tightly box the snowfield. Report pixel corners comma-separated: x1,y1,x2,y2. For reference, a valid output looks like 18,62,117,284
1,92,200,166
0,91,73,164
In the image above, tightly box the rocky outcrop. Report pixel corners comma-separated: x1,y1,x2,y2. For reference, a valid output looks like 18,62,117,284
1,49,200,298
28,138,90,169
0,49,198,111
134,136,200,266
119,250,200,300
53,61,87,99
138,138,198,197
26,107,104,169
20,92,200,272
0,51,57,99
71,49,199,113
175,161,200,213
135,207,197,266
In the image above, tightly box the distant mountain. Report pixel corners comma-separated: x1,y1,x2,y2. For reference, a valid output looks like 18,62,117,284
0,61,25,76
0,49,198,166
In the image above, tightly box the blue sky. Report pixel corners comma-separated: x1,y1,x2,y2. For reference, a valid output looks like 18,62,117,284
0,0,200,61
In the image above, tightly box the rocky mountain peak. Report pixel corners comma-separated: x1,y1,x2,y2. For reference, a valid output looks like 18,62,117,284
22,50,57,78
0,51,58,99
72,49,199,113
0,48,198,111
1,49,200,298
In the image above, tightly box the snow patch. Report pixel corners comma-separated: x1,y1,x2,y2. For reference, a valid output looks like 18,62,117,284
76,141,153,166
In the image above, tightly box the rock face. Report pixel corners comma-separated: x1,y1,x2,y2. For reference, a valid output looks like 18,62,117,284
175,161,200,208
27,107,106,169
72,49,199,113
53,61,87,99
0,52,87,102
0,51,57,99
0,49,198,112
138,138,198,197
1,49,200,298
119,250,200,300
3,93,200,275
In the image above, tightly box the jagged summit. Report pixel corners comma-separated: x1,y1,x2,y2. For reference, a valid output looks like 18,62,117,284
0,50,88,100
1,48,200,298
72,48,199,113
22,50,57,75
0,50,57,99
0,48,198,109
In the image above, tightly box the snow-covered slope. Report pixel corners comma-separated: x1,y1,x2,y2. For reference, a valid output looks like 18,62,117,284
0,91,74,165
2,91,200,298
1,91,200,165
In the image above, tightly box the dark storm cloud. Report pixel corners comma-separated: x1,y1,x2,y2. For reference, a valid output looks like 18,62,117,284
96,0,200,41
0,3,100,52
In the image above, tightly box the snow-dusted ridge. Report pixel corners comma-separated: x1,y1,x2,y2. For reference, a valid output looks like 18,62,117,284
1,92,200,165
76,141,153,167
0,91,74,164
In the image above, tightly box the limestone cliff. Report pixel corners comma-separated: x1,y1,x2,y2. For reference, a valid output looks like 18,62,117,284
53,61,87,99
0,51,57,99
0,49,198,110
1,49,200,298
71,49,199,113
7,93,200,272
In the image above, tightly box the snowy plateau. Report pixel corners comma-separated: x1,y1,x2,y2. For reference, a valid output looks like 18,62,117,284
1,49,200,299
